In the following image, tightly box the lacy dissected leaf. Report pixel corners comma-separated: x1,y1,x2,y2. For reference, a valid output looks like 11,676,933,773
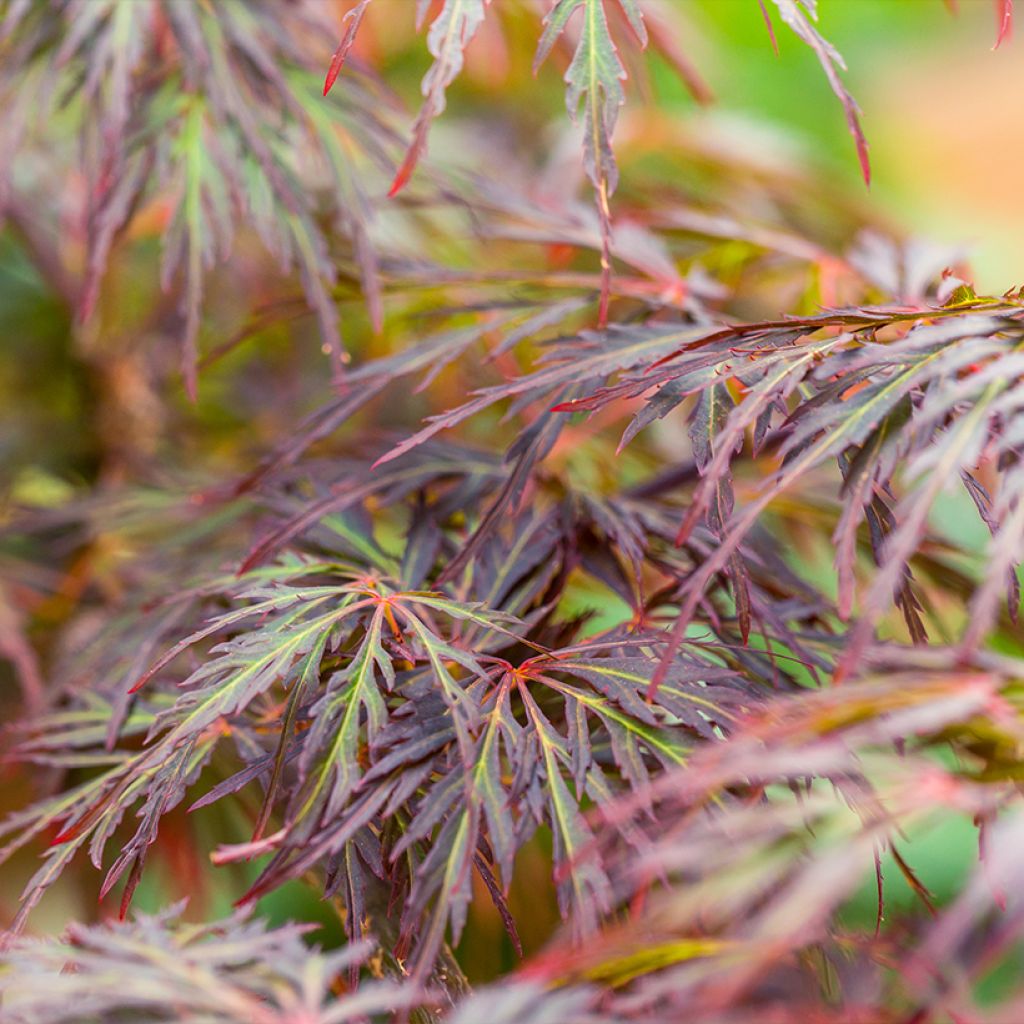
767,0,870,185
353,294,1024,675
688,382,752,641
0,0,397,392
534,0,644,323
0,905,419,1023
323,0,374,96
6,3,1023,1021
522,654,1024,1019
230,627,756,978
389,0,490,196
290,285,1018,693
1,515,782,981
374,322,718,469
448,982,603,1024
541,301,1024,691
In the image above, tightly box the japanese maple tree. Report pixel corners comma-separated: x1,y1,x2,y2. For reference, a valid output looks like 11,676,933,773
1,2,1023,1022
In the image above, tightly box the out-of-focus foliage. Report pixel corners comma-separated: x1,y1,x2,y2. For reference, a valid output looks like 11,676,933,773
0,905,420,1023
2,0,1024,1022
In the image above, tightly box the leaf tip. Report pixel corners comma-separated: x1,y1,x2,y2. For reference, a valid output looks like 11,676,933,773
856,135,871,188
994,0,1013,48
387,170,410,198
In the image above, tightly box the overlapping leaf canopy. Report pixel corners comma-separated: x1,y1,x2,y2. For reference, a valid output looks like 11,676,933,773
2,1,1024,1022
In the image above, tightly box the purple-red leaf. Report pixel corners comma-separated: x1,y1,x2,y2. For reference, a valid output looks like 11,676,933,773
389,0,488,196
323,0,372,96
769,0,870,185
995,0,1013,47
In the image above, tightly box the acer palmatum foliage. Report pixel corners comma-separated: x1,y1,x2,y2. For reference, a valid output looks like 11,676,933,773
1,1,1023,1022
